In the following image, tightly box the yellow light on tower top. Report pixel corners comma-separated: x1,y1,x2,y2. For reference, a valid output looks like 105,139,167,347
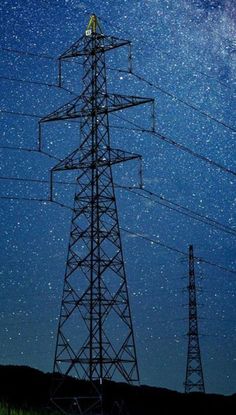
85,14,103,36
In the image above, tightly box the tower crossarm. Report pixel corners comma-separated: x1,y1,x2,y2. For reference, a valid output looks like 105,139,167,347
49,147,142,201
59,34,131,60
39,93,154,123
51,147,141,172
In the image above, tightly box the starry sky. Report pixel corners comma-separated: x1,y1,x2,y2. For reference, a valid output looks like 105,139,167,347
0,0,236,396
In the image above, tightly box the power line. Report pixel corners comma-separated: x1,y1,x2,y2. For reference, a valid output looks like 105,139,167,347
0,195,50,203
0,175,75,186
0,109,41,118
0,145,61,161
0,195,71,210
1,175,235,238
0,75,56,88
1,107,235,179
197,70,232,90
3,40,233,93
1,108,235,178
0,44,155,77
112,113,236,178
2,46,235,133
117,185,236,237
141,188,235,234
0,194,235,276
0,176,48,184
150,131,236,177
0,75,76,96
130,71,236,133
98,15,235,91
0,46,55,60
120,227,236,276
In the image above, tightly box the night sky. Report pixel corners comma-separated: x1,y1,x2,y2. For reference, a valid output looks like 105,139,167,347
0,0,235,395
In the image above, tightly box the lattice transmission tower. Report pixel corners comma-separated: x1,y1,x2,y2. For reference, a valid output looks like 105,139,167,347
184,245,205,393
39,14,154,414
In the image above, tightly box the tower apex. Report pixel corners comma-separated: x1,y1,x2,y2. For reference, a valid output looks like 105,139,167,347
86,14,103,34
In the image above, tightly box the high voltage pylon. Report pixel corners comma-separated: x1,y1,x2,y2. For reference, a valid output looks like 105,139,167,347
39,14,154,414
185,245,205,393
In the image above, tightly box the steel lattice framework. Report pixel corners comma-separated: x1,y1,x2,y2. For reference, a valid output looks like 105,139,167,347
40,15,154,414
185,245,205,393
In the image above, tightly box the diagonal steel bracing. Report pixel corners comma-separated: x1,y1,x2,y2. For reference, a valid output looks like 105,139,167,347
184,245,205,394
41,14,154,415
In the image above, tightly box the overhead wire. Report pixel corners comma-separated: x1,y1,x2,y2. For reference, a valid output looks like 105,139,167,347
117,185,236,237
0,195,71,210
122,70,236,133
0,175,75,186
120,227,236,276
0,195,51,203
140,188,235,234
98,14,235,91
4,50,233,178
1,108,235,179
1,46,235,133
1,175,235,238
1,16,235,356
3,44,231,100
0,75,57,88
111,113,236,177
197,70,231,90
1,42,235,276
39,0,226,100
1,193,235,276
0,109,41,118
0,75,76,96
0,145,61,161
0,46,55,60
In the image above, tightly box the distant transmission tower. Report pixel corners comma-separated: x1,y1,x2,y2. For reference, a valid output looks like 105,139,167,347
184,245,205,393
39,14,154,414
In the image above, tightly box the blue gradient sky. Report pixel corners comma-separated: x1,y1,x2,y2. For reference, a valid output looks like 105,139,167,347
0,0,235,395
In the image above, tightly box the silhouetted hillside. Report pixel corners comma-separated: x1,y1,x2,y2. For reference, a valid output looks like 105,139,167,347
0,365,235,414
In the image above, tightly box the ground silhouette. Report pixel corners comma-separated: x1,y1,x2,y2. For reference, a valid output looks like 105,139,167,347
0,365,235,414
